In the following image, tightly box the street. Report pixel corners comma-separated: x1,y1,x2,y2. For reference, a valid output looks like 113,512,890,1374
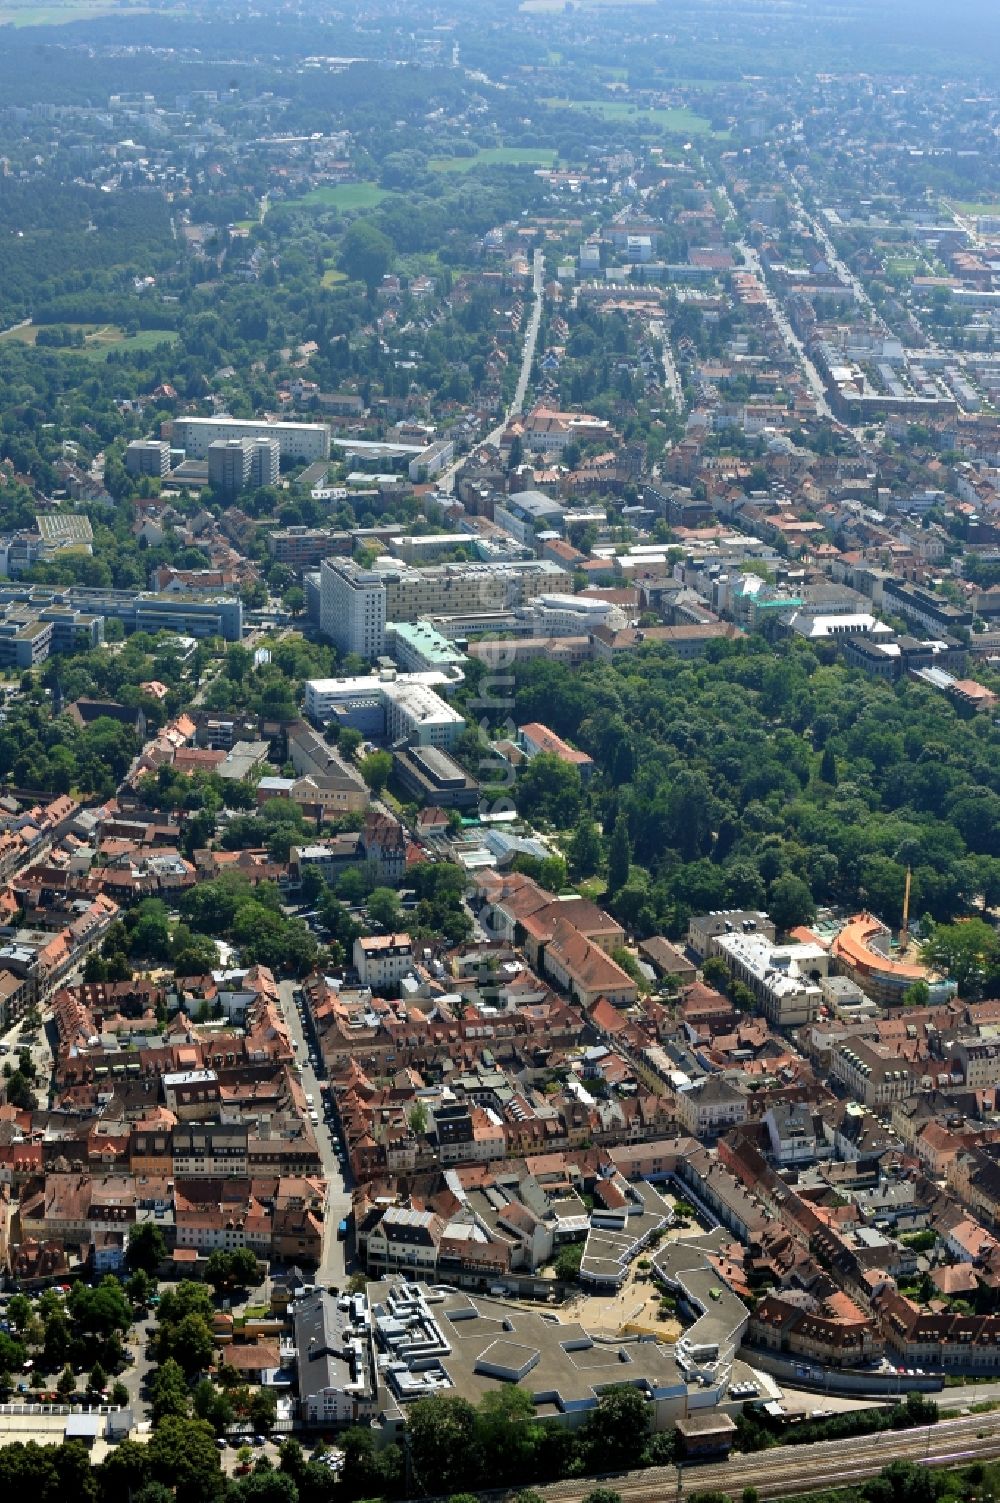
438,244,544,494
276,979,352,1289
737,239,834,420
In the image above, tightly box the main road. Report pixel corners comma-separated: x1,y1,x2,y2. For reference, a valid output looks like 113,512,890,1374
438,244,544,495
277,978,352,1289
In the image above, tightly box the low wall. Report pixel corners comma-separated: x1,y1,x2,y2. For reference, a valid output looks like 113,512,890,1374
741,1345,943,1395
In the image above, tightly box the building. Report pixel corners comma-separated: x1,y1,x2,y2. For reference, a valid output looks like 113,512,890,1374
207,437,280,497
173,417,330,463
319,559,564,640
366,1277,760,1439
712,930,829,1027
831,914,943,1006
294,1288,377,1426
172,1124,249,1178
353,934,413,991
267,526,343,571
393,745,480,808
385,620,468,676
687,911,776,961
675,1076,748,1139
319,559,386,660
542,915,637,1009
493,490,566,547
0,585,247,642
517,723,594,779
125,440,171,479
304,674,465,750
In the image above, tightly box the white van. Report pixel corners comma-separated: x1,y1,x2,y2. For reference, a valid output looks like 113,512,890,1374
305,1093,314,1108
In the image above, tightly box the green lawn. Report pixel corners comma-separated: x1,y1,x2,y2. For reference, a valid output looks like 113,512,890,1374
543,97,719,135
885,256,920,276
0,321,177,357
429,147,558,173
321,266,348,288
76,328,178,361
285,182,389,211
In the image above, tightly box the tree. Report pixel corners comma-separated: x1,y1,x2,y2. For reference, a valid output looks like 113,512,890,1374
820,744,837,784
340,220,394,293
701,955,730,990
87,1361,107,1396
230,1247,259,1286
578,1385,650,1473
127,1221,167,1274
339,727,363,760
554,1242,583,1282
359,750,392,793
146,1416,226,1503
767,871,815,932
607,813,631,893
902,980,930,1008
7,1294,31,1332
583,1492,623,1503
4,1070,34,1109
567,816,603,878
408,1100,428,1135
111,1380,130,1407
167,1313,215,1377
43,1312,70,1367
474,1385,541,1487
226,644,252,683
921,918,1000,999
204,1250,236,1293
127,1268,154,1307
56,1364,77,1399
406,1394,478,1497
150,1359,191,1423
367,886,401,930
249,1388,277,1435
516,753,582,827
194,1378,234,1434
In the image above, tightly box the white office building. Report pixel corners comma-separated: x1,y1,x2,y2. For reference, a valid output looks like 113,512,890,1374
320,558,387,660
173,416,330,463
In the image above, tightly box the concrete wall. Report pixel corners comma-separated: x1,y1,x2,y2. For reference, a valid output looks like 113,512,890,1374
740,1345,943,1395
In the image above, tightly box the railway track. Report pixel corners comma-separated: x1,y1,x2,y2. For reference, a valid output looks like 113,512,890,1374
535,1414,1000,1503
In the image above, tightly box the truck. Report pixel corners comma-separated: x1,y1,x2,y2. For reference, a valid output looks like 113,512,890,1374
337,1218,349,1241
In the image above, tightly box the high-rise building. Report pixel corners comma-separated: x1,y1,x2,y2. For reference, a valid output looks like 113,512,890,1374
249,437,280,490
320,559,386,660
125,440,171,478
208,438,253,497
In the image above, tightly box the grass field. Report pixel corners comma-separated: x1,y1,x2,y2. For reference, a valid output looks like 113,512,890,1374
0,322,177,359
429,146,558,173
543,97,719,135
321,267,348,288
0,0,145,23
949,200,1000,219
886,256,920,275
286,182,389,212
